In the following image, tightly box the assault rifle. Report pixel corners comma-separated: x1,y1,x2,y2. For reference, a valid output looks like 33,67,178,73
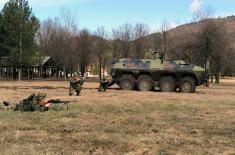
46,99,76,111
47,99,73,104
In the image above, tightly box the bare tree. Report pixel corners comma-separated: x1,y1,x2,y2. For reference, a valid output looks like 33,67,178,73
150,31,161,54
38,18,63,68
94,26,110,79
112,29,121,58
75,29,93,76
193,8,230,83
37,8,78,80
60,7,78,80
168,8,232,84
168,27,195,62
160,21,171,56
132,23,150,58
60,7,77,33
112,23,133,58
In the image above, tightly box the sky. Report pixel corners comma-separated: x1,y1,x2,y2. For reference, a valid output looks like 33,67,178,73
0,0,235,31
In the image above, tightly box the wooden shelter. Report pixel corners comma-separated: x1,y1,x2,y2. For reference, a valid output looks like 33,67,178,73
0,56,64,80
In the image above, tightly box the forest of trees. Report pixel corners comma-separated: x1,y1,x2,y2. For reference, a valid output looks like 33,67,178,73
0,0,39,80
0,0,234,83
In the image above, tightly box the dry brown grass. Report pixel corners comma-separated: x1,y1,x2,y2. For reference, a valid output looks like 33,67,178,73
0,79,234,155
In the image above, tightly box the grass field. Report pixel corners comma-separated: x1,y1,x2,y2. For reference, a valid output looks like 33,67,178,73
0,79,235,155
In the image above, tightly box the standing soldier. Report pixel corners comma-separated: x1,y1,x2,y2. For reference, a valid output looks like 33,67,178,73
69,72,85,96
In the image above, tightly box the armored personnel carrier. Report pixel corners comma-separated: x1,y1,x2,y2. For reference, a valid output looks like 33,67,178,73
110,52,208,93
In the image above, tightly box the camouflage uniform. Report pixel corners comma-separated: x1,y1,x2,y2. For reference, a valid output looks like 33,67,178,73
98,75,113,92
69,72,84,96
98,77,108,92
15,93,48,111
14,94,71,112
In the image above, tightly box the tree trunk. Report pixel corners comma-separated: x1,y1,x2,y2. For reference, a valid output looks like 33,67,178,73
102,63,106,77
99,58,102,80
215,63,220,84
39,66,42,79
210,75,213,83
64,66,67,81
215,73,220,84
18,69,21,81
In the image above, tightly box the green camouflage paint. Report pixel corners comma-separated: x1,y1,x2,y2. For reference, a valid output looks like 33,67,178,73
110,53,207,88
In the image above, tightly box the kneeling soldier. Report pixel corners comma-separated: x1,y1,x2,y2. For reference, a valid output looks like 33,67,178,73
69,72,84,96
98,75,114,92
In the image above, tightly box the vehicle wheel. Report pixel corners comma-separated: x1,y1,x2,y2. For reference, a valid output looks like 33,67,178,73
137,75,153,91
179,77,196,93
120,74,135,90
159,76,176,92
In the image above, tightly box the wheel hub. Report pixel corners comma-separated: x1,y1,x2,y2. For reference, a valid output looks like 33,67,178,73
163,82,171,90
122,81,131,89
140,81,149,89
182,82,191,92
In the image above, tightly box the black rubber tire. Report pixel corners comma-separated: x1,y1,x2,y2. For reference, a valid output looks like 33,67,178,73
159,76,176,92
137,75,153,91
179,77,196,93
120,74,135,90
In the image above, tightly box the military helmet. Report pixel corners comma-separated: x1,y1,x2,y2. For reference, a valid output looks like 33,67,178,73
35,93,47,101
72,72,80,79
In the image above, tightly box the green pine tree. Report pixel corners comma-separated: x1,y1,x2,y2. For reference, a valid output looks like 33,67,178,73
0,12,8,59
0,0,39,79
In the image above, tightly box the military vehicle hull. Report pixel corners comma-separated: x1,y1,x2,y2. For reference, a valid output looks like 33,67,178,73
110,58,208,93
